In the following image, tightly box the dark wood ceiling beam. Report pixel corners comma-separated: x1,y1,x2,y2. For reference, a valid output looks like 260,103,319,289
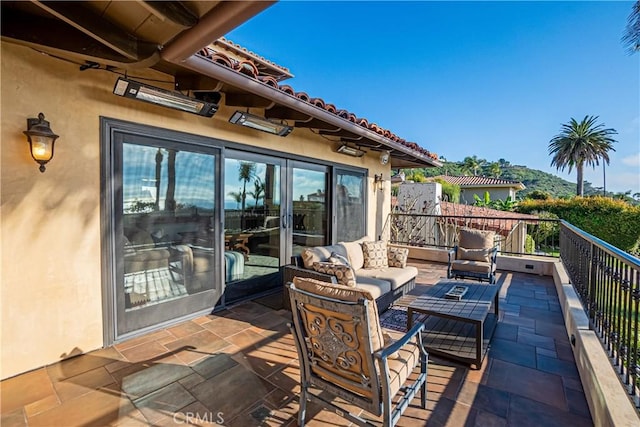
33,1,158,60
139,1,198,27
0,8,158,66
264,106,312,122
224,93,275,109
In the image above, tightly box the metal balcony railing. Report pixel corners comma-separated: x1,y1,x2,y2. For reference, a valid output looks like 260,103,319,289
382,212,560,257
561,221,640,409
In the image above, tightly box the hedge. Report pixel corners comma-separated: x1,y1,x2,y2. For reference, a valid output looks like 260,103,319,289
516,197,640,254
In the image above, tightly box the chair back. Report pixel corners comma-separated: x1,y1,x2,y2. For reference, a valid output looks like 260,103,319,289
288,277,383,414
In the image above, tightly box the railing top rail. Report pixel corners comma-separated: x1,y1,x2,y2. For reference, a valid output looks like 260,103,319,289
389,212,554,222
561,220,640,269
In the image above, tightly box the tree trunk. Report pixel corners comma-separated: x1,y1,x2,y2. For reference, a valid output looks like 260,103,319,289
576,163,584,196
165,150,176,212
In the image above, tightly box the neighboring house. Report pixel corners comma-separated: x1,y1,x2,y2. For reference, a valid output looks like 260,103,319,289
0,2,440,379
435,175,525,205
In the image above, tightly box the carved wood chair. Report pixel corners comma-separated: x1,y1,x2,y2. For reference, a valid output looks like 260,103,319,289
287,277,428,427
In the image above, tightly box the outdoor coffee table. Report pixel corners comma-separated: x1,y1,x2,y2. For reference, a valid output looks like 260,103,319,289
404,281,502,369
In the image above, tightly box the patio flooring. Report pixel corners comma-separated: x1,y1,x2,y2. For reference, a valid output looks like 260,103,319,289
1,261,593,426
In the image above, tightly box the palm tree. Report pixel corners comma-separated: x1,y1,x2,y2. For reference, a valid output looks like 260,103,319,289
622,1,640,54
463,156,485,176
228,190,242,209
489,162,502,178
248,177,265,208
238,162,256,228
548,116,617,196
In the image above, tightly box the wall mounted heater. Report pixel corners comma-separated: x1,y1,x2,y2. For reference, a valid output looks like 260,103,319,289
113,77,219,117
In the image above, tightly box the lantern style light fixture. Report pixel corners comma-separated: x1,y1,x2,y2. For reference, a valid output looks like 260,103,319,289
23,112,59,173
379,150,390,165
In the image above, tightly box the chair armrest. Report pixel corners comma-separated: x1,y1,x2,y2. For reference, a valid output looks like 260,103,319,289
282,264,338,285
375,322,426,360
490,246,498,263
448,246,458,262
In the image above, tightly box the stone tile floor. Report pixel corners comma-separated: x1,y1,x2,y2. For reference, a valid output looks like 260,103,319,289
1,261,593,426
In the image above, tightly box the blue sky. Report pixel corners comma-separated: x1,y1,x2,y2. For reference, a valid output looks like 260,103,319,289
226,1,639,195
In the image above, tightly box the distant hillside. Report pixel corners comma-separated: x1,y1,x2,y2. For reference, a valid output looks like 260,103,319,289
410,161,600,199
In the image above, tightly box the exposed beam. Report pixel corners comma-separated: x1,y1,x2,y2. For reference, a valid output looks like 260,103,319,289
161,1,276,62
32,1,158,61
265,106,312,122
1,7,159,67
139,1,198,27
224,93,275,109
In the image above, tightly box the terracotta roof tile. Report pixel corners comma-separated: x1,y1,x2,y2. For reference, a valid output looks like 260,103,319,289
439,201,539,236
197,43,440,162
218,37,291,75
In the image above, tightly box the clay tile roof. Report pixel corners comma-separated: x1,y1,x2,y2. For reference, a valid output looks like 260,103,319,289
440,202,539,236
436,176,525,189
196,41,440,164
218,37,292,75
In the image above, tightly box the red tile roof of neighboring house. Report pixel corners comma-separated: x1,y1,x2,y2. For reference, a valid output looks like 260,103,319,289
435,176,525,190
440,202,538,236
197,42,439,162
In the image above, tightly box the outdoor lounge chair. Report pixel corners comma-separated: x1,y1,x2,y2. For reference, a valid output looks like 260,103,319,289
287,276,428,427
448,228,498,284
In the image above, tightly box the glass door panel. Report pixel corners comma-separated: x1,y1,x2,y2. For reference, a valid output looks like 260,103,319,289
335,169,366,241
290,163,329,257
116,138,221,337
223,155,283,303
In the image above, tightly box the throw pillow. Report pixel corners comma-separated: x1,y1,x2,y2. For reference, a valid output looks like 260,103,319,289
312,262,357,287
387,246,409,268
458,247,491,263
328,251,351,267
459,228,495,250
361,240,388,269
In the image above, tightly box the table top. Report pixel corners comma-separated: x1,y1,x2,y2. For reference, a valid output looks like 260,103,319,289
406,281,501,322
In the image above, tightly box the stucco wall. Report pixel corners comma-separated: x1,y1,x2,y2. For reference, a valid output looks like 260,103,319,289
460,187,514,205
1,42,390,379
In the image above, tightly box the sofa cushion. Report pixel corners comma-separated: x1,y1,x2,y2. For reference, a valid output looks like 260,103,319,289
356,266,418,290
352,277,391,300
301,244,348,269
292,276,384,351
313,261,357,288
339,236,371,271
457,247,491,263
362,240,389,269
387,246,409,268
459,228,495,250
328,251,351,267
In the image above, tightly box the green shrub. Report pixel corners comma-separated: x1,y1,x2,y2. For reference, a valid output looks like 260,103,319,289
516,197,640,253
525,234,536,254
433,178,460,203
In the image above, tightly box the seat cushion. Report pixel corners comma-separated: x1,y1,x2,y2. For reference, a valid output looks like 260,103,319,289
362,240,389,269
356,266,418,290
459,228,495,250
353,277,391,300
382,331,422,398
451,259,495,274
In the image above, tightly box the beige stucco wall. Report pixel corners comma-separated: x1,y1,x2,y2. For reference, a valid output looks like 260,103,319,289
1,42,390,379
460,187,515,205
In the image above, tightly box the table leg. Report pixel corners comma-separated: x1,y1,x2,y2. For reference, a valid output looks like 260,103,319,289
407,307,415,331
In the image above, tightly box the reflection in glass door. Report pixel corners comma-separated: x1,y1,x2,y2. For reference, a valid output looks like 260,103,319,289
223,154,283,303
290,163,329,257
115,136,221,338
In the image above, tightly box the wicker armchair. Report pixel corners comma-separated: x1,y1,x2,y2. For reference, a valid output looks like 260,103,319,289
287,277,428,426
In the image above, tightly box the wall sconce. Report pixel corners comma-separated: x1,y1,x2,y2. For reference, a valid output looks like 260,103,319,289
23,112,59,173
380,150,390,165
374,173,384,192
229,111,293,136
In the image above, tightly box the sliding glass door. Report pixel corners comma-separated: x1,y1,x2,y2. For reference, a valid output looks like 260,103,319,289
112,133,222,338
